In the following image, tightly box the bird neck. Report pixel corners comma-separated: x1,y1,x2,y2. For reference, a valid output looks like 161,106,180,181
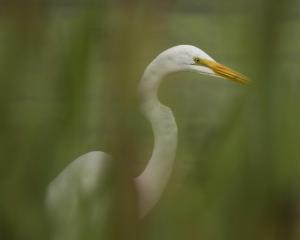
135,61,178,218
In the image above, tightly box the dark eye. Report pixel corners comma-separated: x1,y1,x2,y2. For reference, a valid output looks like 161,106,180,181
193,57,201,64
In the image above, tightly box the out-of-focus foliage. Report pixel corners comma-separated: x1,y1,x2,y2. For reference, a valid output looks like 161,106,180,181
0,0,300,239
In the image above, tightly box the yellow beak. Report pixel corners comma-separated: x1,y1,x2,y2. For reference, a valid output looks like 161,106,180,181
200,59,249,85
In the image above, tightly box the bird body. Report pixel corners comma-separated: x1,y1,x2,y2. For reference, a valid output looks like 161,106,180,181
46,45,248,239
46,151,111,240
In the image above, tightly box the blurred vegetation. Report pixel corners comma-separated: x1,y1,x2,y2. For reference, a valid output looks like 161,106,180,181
0,0,300,239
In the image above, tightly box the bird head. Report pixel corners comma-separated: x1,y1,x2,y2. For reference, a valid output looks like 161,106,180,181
158,45,249,85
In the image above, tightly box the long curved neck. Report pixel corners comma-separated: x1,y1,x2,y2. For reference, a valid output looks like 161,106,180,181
134,59,178,218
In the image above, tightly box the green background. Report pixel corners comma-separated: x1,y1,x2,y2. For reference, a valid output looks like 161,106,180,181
0,0,300,239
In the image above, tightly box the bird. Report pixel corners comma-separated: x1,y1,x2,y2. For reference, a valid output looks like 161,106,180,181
46,45,248,240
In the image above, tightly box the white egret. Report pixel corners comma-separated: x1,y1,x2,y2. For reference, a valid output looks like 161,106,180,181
46,45,248,239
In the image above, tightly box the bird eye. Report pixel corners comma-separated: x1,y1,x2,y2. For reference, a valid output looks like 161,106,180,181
193,57,201,64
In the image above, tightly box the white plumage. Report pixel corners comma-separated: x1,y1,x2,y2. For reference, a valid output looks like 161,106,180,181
46,45,247,239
